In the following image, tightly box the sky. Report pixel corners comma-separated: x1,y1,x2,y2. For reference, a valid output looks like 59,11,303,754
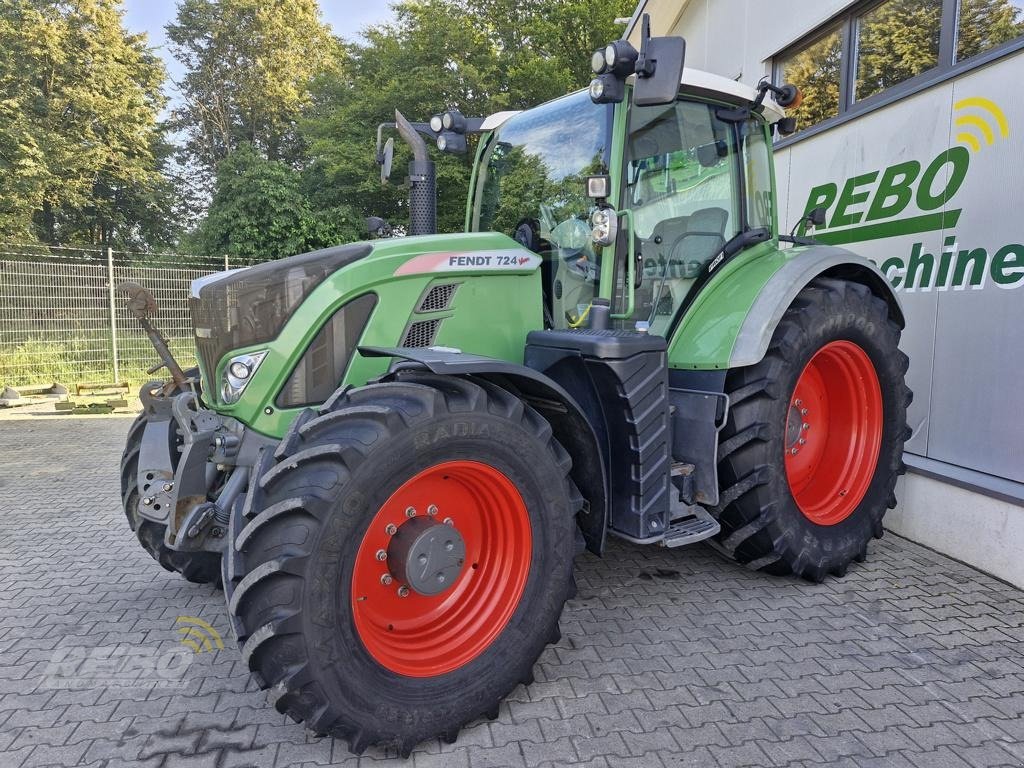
121,1,396,86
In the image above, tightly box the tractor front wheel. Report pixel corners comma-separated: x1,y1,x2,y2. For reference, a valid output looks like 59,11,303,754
713,278,911,581
224,373,577,755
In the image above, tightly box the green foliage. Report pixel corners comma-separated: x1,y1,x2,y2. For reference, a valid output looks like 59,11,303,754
0,0,175,248
192,145,363,264
300,0,633,237
167,0,340,177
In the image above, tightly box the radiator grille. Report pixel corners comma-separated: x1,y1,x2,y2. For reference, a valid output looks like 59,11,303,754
401,319,441,348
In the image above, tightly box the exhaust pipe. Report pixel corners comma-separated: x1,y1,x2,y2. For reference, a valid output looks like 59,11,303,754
395,109,437,236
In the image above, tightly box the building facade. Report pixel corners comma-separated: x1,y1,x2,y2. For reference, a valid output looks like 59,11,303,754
630,0,1024,585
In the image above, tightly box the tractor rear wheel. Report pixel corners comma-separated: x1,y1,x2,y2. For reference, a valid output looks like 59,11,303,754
120,412,223,585
224,373,577,755
713,278,911,581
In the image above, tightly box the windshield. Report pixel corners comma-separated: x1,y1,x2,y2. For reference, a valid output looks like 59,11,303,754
624,99,772,334
472,90,612,327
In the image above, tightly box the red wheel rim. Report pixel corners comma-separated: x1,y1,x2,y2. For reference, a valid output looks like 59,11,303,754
351,461,532,677
784,340,883,526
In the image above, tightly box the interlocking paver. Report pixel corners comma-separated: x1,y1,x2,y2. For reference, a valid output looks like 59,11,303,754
3,412,1024,768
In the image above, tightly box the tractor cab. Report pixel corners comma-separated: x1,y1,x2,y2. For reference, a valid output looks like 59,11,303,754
468,74,784,336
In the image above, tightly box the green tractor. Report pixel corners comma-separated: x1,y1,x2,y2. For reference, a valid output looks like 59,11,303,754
120,19,909,756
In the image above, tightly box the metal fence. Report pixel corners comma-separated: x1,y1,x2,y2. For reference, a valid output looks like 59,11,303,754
0,243,230,388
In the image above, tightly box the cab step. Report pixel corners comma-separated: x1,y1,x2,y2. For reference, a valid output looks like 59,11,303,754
661,506,720,548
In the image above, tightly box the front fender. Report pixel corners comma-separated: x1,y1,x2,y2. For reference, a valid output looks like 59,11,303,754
360,346,609,554
667,243,904,370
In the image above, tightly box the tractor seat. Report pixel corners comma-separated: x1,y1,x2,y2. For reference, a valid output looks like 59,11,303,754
643,207,728,279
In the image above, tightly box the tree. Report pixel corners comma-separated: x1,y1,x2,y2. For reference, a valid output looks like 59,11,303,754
191,145,362,264
300,0,632,236
0,0,174,248
167,0,340,178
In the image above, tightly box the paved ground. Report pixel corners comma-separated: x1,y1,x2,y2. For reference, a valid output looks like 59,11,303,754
1,411,1023,768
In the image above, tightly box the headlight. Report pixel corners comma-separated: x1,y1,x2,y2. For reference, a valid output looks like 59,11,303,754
220,350,267,405
590,206,618,247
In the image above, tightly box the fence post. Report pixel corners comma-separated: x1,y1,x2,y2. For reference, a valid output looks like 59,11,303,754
106,247,120,385
224,253,229,271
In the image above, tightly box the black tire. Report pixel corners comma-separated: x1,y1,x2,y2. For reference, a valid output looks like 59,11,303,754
713,278,911,581
120,412,223,585
224,372,577,756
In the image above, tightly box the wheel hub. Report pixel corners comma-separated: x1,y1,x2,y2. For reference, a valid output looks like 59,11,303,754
386,516,466,596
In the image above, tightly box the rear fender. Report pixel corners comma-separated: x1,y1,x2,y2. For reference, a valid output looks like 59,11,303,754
361,346,609,554
668,244,904,370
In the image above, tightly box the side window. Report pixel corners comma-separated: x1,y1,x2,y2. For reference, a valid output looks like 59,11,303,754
276,293,377,409
624,100,741,334
742,121,774,231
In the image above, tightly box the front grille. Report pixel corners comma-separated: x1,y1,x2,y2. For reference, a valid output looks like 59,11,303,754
401,319,441,348
417,283,458,313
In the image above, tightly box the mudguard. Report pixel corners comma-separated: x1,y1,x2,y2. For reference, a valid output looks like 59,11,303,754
360,346,609,554
668,244,904,370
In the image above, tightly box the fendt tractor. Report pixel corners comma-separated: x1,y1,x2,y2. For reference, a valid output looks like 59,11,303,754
119,18,910,756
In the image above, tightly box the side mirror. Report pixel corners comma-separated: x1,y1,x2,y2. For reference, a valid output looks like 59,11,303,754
380,137,394,184
633,35,687,107
808,206,827,227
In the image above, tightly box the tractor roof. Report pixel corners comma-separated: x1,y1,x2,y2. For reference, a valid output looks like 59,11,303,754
482,67,787,130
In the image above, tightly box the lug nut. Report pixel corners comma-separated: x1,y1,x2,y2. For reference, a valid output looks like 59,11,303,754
397,585,410,598
380,573,393,586
162,482,174,492
375,549,387,561
385,523,397,535
798,438,806,445
802,423,810,430
794,399,802,406
427,504,438,516
142,496,153,506
443,517,454,526
405,506,416,518
801,408,808,416
790,447,799,455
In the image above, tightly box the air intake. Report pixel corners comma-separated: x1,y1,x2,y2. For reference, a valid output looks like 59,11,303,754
417,283,458,313
401,319,441,348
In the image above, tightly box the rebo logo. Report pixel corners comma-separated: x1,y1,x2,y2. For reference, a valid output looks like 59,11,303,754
799,97,1021,292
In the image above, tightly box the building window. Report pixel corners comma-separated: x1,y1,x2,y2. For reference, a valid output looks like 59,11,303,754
956,0,1024,61
776,24,844,132
773,0,1024,139
854,0,943,101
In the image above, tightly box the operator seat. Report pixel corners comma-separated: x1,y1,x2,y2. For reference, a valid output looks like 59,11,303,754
644,206,728,280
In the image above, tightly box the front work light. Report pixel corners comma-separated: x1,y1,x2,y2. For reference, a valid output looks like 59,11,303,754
441,110,466,133
589,74,625,104
221,350,267,405
590,206,618,247
429,114,444,133
603,40,639,77
436,132,468,154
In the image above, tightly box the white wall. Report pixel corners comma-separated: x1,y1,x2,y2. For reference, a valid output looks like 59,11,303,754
648,0,1024,587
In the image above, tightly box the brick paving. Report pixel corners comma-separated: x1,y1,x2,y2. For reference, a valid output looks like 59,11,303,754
0,411,1023,767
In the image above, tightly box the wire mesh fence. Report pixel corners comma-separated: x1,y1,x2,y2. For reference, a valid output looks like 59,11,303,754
0,243,230,388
